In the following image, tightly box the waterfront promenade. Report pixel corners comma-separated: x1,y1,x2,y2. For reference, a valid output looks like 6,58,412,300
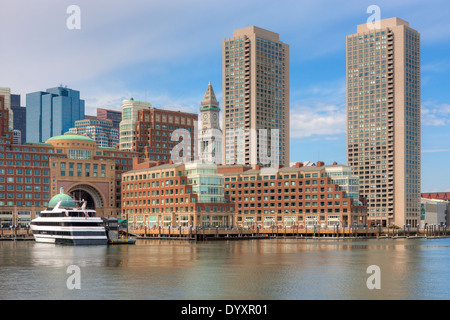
132,225,449,241
1,225,448,241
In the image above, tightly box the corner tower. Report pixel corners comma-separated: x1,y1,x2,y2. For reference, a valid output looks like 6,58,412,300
199,82,222,163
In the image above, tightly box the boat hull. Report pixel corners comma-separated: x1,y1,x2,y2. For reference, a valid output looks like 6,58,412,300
33,234,108,245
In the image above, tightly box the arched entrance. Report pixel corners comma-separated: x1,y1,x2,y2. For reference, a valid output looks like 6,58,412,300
67,184,105,210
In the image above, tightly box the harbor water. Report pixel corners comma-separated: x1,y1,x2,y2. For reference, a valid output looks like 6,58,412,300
1,238,450,300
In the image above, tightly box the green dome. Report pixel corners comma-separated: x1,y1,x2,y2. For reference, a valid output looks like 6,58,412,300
49,188,76,207
46,134,94,142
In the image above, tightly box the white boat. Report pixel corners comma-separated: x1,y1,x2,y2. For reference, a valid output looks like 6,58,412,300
30,189,107,245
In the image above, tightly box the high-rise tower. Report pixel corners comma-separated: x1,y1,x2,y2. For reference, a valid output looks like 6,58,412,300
26,86,85,143
346,18,421,228
222,26,289,168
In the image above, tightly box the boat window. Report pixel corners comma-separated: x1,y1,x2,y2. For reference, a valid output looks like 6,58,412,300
40,212,66,217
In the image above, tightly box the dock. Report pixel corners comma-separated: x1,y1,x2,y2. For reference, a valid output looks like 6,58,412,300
1,226,449,242
131,226,422,241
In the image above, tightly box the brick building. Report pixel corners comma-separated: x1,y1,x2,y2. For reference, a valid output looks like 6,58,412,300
218,162,368,228
0,131,138,227
68,118,119,148
134,108,198,162
121,160,234,228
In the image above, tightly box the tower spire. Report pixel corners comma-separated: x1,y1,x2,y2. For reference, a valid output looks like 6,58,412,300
201,82,219,109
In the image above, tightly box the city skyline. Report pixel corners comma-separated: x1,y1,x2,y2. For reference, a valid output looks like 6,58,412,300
1,0,449,192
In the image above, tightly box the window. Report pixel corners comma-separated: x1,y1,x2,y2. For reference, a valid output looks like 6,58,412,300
60,163,65,176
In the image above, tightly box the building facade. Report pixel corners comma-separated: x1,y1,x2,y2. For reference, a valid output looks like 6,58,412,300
346,18,421,227
68,118,119,148
121,161,234,228
0,132,138,227
218,162,367,228
26,86,85,143
422,192,450,201
0,88,13,139
119,98,152,151
132,106,198,163
11,94,26,144
420,198,449,229
12,130,21,145
97,108,122,130
222,26,289,168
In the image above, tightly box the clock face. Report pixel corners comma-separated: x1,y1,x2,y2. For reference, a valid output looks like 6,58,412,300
213,113,218,120
202,113,208,121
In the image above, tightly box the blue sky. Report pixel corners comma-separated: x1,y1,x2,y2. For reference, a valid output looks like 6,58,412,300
1,0,449,192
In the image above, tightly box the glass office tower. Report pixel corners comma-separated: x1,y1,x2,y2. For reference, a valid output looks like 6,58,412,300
26,86,85,143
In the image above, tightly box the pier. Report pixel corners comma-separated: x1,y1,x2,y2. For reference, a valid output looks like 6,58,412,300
0,227,34,241
130,225,450,241
2,225,449,242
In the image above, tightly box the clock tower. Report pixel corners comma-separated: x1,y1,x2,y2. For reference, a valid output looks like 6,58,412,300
199,82,222,164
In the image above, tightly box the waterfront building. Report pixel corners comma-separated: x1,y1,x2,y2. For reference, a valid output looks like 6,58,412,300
218,161,367,228
0,131,138,227
121,160,234,228
222,26,289,168
68,118,119,148
199,82,222,164
132,105,197,162
420,198,449,229
346,18,421,228
0,142,54,227
421,192,450,228
45,134,138,218
324,164,362,205
26,86,85,143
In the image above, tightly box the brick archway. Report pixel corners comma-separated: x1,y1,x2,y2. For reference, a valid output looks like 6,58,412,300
67,184,105,210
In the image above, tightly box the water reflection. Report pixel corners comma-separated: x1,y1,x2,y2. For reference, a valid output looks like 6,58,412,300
1,238,450,300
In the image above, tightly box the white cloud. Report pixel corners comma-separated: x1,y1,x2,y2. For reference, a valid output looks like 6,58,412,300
290,78,347,139
2,0,450,120
421,102,450,126
290,103,347,138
